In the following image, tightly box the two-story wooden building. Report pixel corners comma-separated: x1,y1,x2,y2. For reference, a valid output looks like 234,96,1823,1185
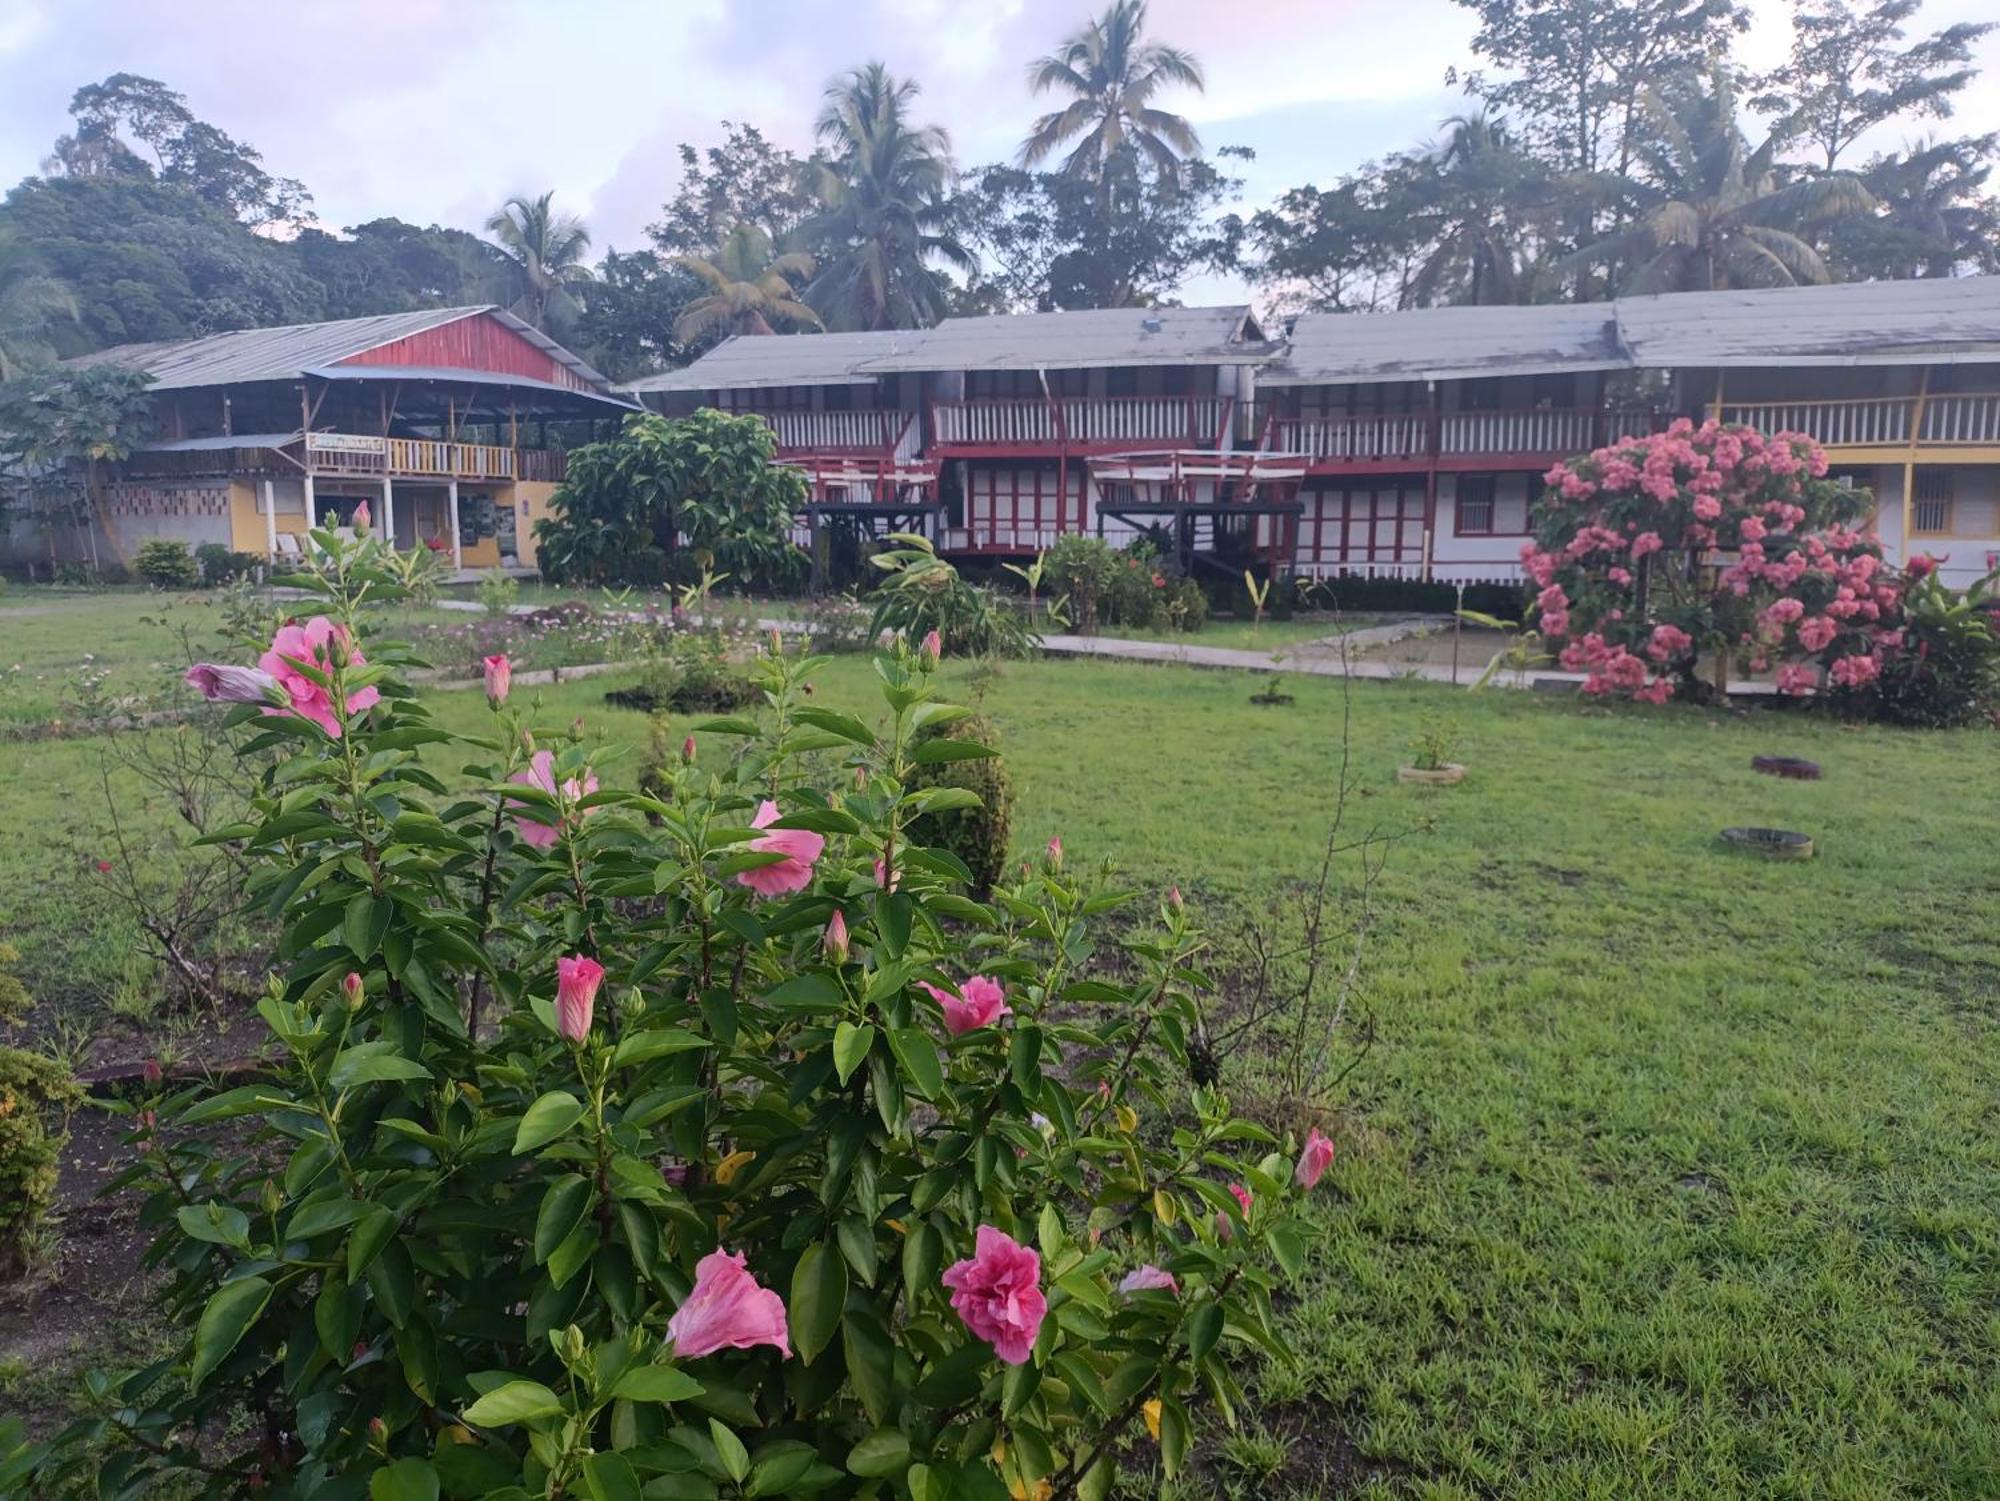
36,306,635,574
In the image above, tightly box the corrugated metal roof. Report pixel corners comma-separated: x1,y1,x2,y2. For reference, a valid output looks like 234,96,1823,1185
1614,276,2000,366
73,305,620,395
623,330,912,393
136,432,300,452
1265,303,1626,387
860,305,1269,372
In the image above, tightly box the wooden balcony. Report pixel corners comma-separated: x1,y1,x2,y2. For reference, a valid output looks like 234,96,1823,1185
758,408,908,452
1272,413,1428,461
1272,408,1666,466
1919,393,2000,445
1719,399,1911,448
1439,407,1599,456
930,396,1230,449
298,432,569,483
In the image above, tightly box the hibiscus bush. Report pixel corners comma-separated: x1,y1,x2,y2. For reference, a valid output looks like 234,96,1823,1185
14,524,1328,1501
1525,420,1923,705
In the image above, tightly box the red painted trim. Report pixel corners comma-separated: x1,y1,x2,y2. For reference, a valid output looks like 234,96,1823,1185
336,311,592,393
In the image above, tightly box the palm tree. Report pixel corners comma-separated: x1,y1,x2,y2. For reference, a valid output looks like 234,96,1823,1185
1020,0,1204,186
1566,67,1874,295
1406,112,1548,306
485,191,595,331
1834,135,1999,279
0,230,78,379
672,223,821,344
803,63,973,331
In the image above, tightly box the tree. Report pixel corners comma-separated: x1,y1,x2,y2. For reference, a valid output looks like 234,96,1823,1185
291,219,516,319
1564,66,1874,293
802,64,971,330
1752,0,1997,171
671,223,821,343
951,151,1245,311
486,191,595,332
647,122,819,257
0,229,77,378
1021,0,1205,190
1248,171,1427,314
1404,113,1560,305
0,363,154,570
54,73,310,226
534,409,805,585
1828,134,2000,279
572,248,701,380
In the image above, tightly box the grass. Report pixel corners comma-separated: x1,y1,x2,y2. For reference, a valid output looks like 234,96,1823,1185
3,593,2000,1496
1097,614,1381,651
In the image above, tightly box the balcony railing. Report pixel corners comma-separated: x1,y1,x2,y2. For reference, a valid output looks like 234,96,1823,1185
1272,413,1428,460
1919,392,2000,445
304,432,519,480
1720,399,1910,447
758,409,906,451
1440,407,1599,455
931,396,1228,447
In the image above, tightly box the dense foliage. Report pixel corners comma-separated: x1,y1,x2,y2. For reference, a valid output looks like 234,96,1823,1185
867,539,1040,659
1525,419,1997,723
133,538,199,589
13,528,1322,1500
534,411,805,589
1041,537,1204,635
0,1045,81,1280
906,713,1015,897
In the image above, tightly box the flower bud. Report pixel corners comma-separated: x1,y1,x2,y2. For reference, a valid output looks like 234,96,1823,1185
854,765,868,790
352,499,372,536
681,734,696,765
557,1323,589,1365
141,1057,163,1086
137,1108,156,1133
920,628,942,666
1168,884,1183,911
823,909,850,966
261,1178,283,1216
482,653,511,709
1045,836,1063,870
342,971,364,1010
366,1416,387,1449
570,716,585,741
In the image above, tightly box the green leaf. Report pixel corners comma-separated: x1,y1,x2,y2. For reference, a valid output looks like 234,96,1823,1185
534,1174,593,1264
902,786,983,815
762,974,844,1014
369,1457,440,1501
886,1027,943,1099
581,1451,640,1501
792,707,877,747
344,891,392,960
875,892,912,958
907,1463,946,1501
179,1084,296,1123
463,1379,564,1427
285,1196,369,1241
843,1313,896,1425
514,1091,586,1154
1269,1225,1306,1280
708,1420,750,1485
347,1205,396,1280
176,1202,250,1248
789,1241,847,1366
832,1021,874,1085
1187,1302,1223,1363
611,1365,704,1404
612,1028,709,1067
191,1276,272,1387
1008,1025,1043,1095
845,1429,910,1478
329,1047,431,1090
902,1221,942,1299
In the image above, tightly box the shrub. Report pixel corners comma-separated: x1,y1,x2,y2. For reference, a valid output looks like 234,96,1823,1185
870,536,1040,658
1154,576,1209,633
37,523,1322,1500
908,712,1014,895
0,1046,80,1281
1847,565,2000,727
605,628,758,714
0,942,28,1027
477,570,521,617
133,539,199,590
1044,535,1121,633
195,543,260,586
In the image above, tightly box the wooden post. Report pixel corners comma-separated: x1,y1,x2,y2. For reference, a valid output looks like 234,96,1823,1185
262,478,278,560
1902,366,1931,560
447,480,462,571
222,392,233,438
382,477,395,549
303,472,317,532
1708,370,1726,425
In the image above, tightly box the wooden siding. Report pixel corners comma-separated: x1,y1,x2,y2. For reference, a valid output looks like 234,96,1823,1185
335,312,593,393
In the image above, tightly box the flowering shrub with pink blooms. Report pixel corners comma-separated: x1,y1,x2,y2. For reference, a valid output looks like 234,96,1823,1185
25,527,1325,1500
1525,420,1933,706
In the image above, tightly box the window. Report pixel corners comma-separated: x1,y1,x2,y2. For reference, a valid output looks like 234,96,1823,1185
1532,374,1573,409
1913,469,1954,534
1457,476,1496,534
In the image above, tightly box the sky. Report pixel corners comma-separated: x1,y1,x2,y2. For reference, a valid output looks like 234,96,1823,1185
3,0,1999,307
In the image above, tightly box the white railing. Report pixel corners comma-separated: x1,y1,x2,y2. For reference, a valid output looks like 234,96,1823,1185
940,526,1065,552
759,409,904,451
1274,414,1427,459
932,400,1059,445
932,397,1226,446
1604,408,1665,442
1058,396,1226,444
1919,393,2000,445
1722,399,1910,447
304,432,517,479
1439,408,1597,455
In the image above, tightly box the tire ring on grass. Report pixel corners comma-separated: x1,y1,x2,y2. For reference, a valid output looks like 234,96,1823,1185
1751,755,1822,780
1720,826,1815,859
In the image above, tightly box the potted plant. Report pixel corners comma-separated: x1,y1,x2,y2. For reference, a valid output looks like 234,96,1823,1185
1398,714,1465,785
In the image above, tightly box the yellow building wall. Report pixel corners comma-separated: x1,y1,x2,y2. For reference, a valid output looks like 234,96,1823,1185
227,478,314,556
512,481,560,570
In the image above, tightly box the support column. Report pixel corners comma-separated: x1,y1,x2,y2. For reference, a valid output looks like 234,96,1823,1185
447,480,463,572
381,477,395,550
262,478,278,561
303,473,317,534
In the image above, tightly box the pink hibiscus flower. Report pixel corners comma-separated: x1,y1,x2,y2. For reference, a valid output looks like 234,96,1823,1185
920,976,1010,1036
509,750,599,849
942,1226,1046,1365
256,617,380,737
737,800,825,898
665,1248,791,1360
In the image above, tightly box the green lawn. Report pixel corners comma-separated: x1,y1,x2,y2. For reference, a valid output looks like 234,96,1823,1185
3,597,2000,1497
